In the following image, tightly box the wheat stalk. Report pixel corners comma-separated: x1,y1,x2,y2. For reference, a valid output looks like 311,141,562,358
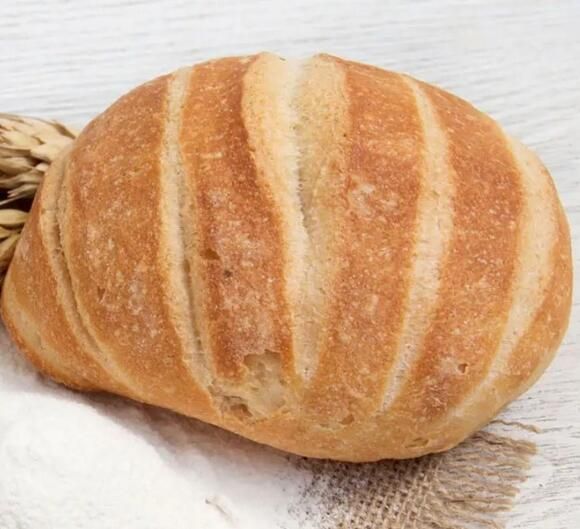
0,113,77,282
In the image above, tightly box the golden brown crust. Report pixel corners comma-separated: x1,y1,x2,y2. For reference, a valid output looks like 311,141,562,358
177,56,301,423
179,56,292,384
302,57,424,424
61,74,216,421
1,190,83,388
1,269,83,389
373,82,523,443
1,53,572,461
1,153,123,392
505,196,572,390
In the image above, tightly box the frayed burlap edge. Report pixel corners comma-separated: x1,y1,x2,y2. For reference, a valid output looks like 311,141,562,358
292,425,537,529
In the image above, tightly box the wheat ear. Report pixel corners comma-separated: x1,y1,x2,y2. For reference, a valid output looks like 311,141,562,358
0,113,77,282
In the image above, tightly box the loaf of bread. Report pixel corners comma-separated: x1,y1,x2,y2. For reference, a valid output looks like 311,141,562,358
1,53,571,461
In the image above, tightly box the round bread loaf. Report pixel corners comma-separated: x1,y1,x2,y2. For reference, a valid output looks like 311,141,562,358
1,53,572,461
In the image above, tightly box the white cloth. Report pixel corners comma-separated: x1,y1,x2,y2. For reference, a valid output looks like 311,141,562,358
0,328,306,529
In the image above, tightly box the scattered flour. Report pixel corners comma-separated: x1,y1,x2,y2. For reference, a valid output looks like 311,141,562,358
0,328,312,529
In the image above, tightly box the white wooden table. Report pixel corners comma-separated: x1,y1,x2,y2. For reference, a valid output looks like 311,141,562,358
1,1,579,527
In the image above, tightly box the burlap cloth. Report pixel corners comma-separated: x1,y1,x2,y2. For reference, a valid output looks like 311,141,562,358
291,421,537,528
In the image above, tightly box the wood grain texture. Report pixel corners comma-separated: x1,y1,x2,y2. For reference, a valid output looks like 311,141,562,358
0,0,578,525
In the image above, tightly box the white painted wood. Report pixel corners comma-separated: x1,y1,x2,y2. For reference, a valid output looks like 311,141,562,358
1,0,578,526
